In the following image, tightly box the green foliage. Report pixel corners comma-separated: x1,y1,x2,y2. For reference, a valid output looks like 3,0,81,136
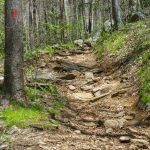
93,30,128,58
137,64,150,104
45,46,55,53
24,48,40,60
60,43,75,49
25,46,55,60
136,35,150,104
25,87,40,101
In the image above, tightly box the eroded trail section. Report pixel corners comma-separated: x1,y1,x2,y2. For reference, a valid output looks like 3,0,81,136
11,46,150,150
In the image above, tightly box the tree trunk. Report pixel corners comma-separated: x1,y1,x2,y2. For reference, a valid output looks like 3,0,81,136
4,0,24,102
112,0,123,29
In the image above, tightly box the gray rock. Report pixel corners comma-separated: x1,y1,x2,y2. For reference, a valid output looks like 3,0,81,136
33,70,56,81
74,39,84,47
68,85,76,91
104,118,126,129
85,72,94,80
74,130,81,134
119,136,131,143
104,20,114,31
94,91,101,97
81,85,93,91
116,111,125,117
106,128,113,134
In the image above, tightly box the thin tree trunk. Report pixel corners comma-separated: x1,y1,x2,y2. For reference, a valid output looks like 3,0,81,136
112,0,123,29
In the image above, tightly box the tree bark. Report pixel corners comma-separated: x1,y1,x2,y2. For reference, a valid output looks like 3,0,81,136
112,0,123,29
4,0,24,102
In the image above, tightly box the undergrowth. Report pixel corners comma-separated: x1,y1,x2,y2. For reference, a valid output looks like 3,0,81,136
95,20,150,106
136,29,150,105
94,30,128,58
25,43,75,60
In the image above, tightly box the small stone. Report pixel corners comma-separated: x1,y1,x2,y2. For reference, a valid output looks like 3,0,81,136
81,85,93,91
105,145,110,150
106,128,113,134
119,136,131,143
104,119,126,129
92,86,102,93
71,70,81,77
116,111,125,117
40,62,47,68
74,130,81,134
68,85,76,91
124,115,134,120
74,39,83,47
94,91,101,97
85,72,94,80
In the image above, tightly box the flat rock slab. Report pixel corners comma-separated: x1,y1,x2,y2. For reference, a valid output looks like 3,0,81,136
73,92,94,101
30,70,57,81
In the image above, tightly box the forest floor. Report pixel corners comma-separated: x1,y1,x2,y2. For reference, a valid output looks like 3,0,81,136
0,21,150,150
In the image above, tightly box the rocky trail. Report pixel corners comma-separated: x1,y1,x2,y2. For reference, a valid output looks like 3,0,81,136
4,45,150,150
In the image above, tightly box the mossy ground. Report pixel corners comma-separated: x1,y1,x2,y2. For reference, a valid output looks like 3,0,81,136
0,82,64,128
1,103,48,128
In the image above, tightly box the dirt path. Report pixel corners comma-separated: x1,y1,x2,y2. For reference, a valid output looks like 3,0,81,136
10,46,150,150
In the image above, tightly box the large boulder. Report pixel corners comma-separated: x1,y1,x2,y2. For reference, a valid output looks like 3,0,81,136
104,20,114,32
74,39,84,47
